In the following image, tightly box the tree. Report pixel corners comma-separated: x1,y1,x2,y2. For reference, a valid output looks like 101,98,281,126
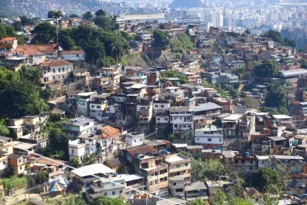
212,190,226,205
229,198,253,205
19,65,42,85
84,39,106,65
5,26,16,36
152,30,170,50
0,67,48,119
192,159,226,181
70,157,81,168
262,30,283,44
262,194,279,205
90,196,127,205
83,11,94,21
31,22,55,44
254,60,278,78
20,15,31,27
13,21,23,32
60,36,76,50
95,9,106,17
35,170,48,184
47,10,63,19
0,119,9,137
161,70,188,84
241,97,259,109
284,38,296,48
264,83,288,111
251,168,284,194
0,23,7,38
69,14,79,18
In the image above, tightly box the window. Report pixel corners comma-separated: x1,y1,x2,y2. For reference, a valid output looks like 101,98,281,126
219,138,222,142
185,163,188,166
173,182,176,186
157,118,160,121
165,118,168,121
112,191,116,195
58,68,61,72
176,189,184,192
208,138,212,142
104,192,107,196
161,105,164,108
53,69,56,73
176,165,180,168
120,190,123,194
155,105,158,108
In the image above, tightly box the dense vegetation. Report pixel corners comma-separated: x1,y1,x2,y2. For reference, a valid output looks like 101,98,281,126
254,60,278,78
40,118,72,161
0,67,48,119
0,0,20,18
152,30,170,50
31,10,129,65
252,167,284,194
170,33,194,54
264,83,288,114
262,30,296,48
160,70,188,84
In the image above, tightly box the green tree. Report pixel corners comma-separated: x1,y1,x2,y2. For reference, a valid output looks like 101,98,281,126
152,30,170,50
35,170,48,184
84,39,106,65
0,119,9,137
19,65,42,85
161,70,188,84
262,194,279,205
192,159,226,181
13,21,22,31
0,67,48,119
254,60,278,78
31,22,55,44
251,168,284,194
69,14,79,18
264,83,288,111
60,36,76,50
212,189,226,205
83,11,94,21
5,26,17,36
229,198,253,205
95,9,106,17
262,30,283,44
20,15,31,27
0,23,7,38
90,196,127,205
70,157,81,168
47,10,63,19
284,38,296,48
241,97,259,109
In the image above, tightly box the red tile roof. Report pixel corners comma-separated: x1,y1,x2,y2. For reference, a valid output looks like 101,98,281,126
126,145,155,156
100,126,121,139
40,59,72,67
0,37,16,43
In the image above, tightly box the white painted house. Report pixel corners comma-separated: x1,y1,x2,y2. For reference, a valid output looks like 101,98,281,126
62,50,85,61
125,132,145,147
40,59,73,84
61,117,95,138
195,125,223,148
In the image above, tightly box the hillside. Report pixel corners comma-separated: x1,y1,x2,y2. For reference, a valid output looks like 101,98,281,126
169,0,205,8
0,0,20,17
2,0,104,17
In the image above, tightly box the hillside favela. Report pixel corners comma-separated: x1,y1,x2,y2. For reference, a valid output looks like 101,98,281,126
2,0,307,204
